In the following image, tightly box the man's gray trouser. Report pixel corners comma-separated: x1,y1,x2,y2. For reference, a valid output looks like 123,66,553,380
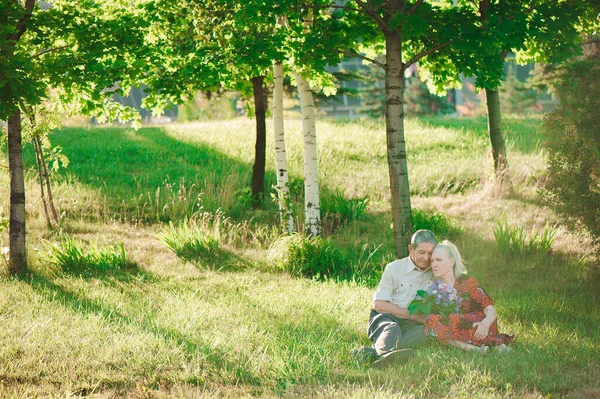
367,310,428,355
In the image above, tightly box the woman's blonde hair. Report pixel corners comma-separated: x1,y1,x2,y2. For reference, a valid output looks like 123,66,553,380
435,240,467,277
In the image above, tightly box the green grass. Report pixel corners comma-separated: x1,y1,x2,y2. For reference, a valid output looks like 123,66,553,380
0,116,598,398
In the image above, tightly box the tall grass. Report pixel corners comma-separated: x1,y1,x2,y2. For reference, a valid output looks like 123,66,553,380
493,216,558,256
46,235,133,274
158,221,221,265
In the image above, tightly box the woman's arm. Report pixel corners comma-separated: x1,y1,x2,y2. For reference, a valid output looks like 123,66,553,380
473,305,497,340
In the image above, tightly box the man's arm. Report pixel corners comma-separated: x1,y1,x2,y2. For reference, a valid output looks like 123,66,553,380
372,300,425,323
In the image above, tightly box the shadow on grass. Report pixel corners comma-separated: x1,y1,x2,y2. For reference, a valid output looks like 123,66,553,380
417,115,543,154
23,126,277,222
20,269,264,392
173,247,255,273
17,266,374,394
25,126,366,230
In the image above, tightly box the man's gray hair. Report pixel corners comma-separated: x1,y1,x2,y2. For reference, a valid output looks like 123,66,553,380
410,229,436,248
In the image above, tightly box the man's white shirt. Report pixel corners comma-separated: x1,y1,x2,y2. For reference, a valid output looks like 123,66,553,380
372,257,434,309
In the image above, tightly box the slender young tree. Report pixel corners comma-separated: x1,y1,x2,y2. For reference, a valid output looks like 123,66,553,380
291,12,323,236
142,0,289,203
295,71,321,236
1,0,146,274
250,75,268,201
272,57,295,232
346,0,462,257
445,0,594,194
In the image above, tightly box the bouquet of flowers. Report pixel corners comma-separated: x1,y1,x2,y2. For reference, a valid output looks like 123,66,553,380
408,281,463,317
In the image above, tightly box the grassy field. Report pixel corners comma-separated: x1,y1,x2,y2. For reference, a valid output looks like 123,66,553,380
0,116,598,398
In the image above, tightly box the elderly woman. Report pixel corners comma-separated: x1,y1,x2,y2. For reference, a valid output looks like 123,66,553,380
424,240,513,353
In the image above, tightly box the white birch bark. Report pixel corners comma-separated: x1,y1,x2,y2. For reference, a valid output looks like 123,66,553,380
294,72,321,236
273,60,295,232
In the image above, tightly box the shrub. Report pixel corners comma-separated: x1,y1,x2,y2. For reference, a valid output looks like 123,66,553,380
47,236,131,274
541,60,600,254
268,234,348,280
412,208,462,240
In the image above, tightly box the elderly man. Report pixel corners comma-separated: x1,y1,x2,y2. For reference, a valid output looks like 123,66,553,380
353,229,436,368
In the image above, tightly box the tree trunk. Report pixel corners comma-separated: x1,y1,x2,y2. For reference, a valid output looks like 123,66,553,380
273,61,295,232
294,72,321,237
385,30,412,259
33,136,52,228
32,135,59,227
251,75,267,202
41,139,60,225
485,87,511,194
7,109,27,274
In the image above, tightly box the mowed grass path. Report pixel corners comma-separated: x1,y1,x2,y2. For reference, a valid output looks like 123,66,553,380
0,117,599,398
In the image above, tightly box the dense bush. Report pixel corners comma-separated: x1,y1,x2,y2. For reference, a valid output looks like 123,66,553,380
541,61,600,254
268,234,349,280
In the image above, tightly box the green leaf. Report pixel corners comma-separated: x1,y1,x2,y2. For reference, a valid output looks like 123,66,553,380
424,301,433,315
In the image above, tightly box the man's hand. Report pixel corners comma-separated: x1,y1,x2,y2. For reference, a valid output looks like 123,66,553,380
410,313,426,324
473,319,491,340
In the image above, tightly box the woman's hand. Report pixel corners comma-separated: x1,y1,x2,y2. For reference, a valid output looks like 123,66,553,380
473,319,491,340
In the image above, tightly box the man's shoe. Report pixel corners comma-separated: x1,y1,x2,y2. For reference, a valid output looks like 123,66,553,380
371,348,414,369
350,346,377,363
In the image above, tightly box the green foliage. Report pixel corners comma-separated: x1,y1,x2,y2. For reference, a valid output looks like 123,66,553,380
46,236,131,274
542,61,600,255
412,208,462,240
499,65,538,114
446,0,591,92
357,62,386,118
0,215,7,233
158,221,220,265
177,91,237,122
321,189,369,227
404,75,454,116
1,0,146,124
493,217,557,257
493,218,526,256
268,234,348,280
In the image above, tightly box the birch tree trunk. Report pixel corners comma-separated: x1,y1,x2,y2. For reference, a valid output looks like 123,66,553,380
251,75,267,201
295,72,321,236
485,87,512,195
385,30,412,259
7,109,27,274
273,61,295,232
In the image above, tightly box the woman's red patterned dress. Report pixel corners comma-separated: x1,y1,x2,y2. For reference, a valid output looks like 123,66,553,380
423,275,513,347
